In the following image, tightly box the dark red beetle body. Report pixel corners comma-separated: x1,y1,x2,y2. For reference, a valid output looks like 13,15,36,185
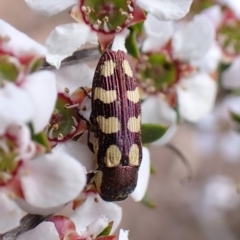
90,49,142,201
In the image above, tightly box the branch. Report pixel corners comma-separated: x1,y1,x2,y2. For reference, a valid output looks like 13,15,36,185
166,143,193,184
0,214,50,240
39,47,101,70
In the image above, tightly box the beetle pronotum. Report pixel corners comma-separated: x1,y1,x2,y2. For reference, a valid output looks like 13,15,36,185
88,49,142,201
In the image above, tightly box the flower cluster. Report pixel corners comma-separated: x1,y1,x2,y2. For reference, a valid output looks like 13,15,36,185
2,0,240,239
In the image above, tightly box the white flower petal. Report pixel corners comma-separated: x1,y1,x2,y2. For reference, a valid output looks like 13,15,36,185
54,64,94,94
222,57,240,89
143,14,173,52
0,82,34,133
111,29,129,52
16,222,60,240
0,20,47,56
142,96,176,125
78,96,92,120
20,151,86,208
131,147,150,202
70,193,122,233
24,0,77,16
0,192,22,234
6,123,35,159
216,0,240,18
21,71,57,133
53,141,94,172
119,229,129,240
177,73,217,122
204,176,240,210
224,95,240,114
200,5,222,29
15,199,64,215
45,23,97,68
141,96,177,144
219,130,240,162
172,15,215,61
136,0,193,20
190,42,222,73
86,216,108,236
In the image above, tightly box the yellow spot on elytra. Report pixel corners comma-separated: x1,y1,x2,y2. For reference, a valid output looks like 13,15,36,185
94,87,117,104
101,60,116,77
127,87,140,103
129,144,140,166
93,137,99,154
127,115,141,132
97,116,120,134
122,60,133,77
104,145,122,167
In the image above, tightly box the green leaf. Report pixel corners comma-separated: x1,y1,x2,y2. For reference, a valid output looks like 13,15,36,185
150,164,156,174
231,111,240,125
141,193,156,209
141,123,169,144
125,27,139,59
97,222,113,237
32,131,51,152
0,56,19,81
30,58,44,73
130,21,144,35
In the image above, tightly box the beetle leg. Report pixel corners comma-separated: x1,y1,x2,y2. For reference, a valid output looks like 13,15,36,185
80,87,92,99
87,129,94,153
78,113,95,153
78,113,91,126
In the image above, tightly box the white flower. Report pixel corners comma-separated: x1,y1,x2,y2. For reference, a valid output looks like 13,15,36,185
17,193,122,240
0,192,23,234
45,23,98,68
190,42,222,73
0,72,57,134
16,222,60,240
215,0,240,18
54,62,94,95
1,150,86,232
54,63,94,119
222,56,240,89
0,82,34,134
176,73,217,122
201,4,240,61
141,96,177,144
70,193,122,234
0,124,86,233
140,14,217,126
197,96,240,162
25,0,193,67
0,19,47,57
192,175,240,240
119,229,129,240
24,0,193,20
0,124,87,233
21,71,57,133
0,20,57,134
203,176,240,210
131,147,151,201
